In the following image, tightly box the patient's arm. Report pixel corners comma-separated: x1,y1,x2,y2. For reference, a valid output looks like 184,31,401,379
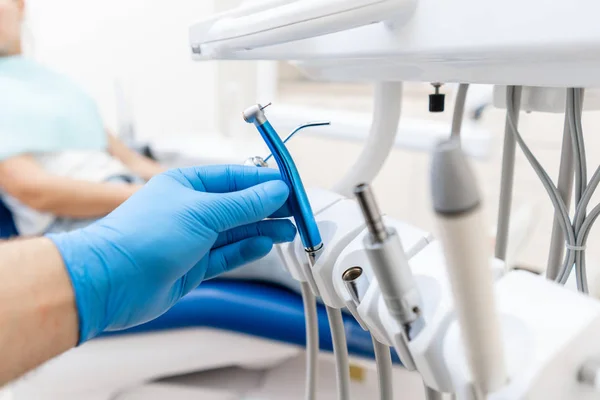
107,132,165,181
0,155,142,218
0,237,78,385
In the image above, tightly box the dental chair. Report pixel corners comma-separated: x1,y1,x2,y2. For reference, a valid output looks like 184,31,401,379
11,0,600,399
0,198,18,239
0,196,389,400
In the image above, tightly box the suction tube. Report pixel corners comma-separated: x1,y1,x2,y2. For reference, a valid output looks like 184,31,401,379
431,139,507,395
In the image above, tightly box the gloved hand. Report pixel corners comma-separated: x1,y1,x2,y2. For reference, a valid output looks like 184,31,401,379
49,165,297,343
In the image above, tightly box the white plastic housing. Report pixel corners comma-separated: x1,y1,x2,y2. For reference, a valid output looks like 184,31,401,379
356,279,418,371
369,241,505,392
332,218,432,319
377,288,418,371
398,241,458,391
193,0,600,87
357,281,392,345
444,271,600,400
295,199,367,308
190,0,417,58
189,0,296,52
493,86,600,113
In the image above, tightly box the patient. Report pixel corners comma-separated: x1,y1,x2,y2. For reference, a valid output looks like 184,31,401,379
0,0,302,291
0,0,165,235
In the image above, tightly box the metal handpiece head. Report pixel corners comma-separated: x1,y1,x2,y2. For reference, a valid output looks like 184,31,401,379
354,183,389,243
242,104,270,126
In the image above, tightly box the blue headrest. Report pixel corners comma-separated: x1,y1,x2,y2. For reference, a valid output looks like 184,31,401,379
0,198,18,239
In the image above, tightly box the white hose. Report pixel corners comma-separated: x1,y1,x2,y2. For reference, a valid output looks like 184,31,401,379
494,86,522,262
325,306,351,400
300,282,319,400
332,82,403,197
372,336,393,400
546,117,575,280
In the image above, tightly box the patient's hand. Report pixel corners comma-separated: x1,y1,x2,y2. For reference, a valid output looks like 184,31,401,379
107,133,166,181
0,154,143,220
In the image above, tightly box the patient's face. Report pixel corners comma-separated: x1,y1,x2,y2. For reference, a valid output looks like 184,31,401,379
0,0,24,56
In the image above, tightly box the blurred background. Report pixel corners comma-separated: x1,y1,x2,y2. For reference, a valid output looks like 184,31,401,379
24,0,600,275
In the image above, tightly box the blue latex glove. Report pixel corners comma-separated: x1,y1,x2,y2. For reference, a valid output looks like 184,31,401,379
49,165,297,343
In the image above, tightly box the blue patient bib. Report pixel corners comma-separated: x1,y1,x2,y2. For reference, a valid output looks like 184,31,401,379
0,56,107,160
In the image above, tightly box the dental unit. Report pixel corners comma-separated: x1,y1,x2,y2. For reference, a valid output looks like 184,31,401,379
209,1,600,399
190,0,416,58
9,1,600,400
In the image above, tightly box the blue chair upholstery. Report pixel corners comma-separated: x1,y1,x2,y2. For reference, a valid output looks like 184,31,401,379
0,198,18,239
105,280,401,363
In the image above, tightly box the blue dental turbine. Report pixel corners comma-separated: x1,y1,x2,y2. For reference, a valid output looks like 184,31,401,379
243,103,323,254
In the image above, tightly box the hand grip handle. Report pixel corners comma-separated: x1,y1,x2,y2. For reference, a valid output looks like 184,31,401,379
202,0,413,55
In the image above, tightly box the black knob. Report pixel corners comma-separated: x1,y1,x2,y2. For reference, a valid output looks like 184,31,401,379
429,93,446,113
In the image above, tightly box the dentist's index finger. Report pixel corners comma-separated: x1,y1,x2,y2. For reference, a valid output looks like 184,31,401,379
179,165,284,193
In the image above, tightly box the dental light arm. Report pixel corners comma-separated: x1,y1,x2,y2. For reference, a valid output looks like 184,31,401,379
333,82,403,197
193,0,414,57
432,140,507,396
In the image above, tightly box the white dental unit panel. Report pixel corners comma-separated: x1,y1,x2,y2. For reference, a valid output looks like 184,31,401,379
187,1,600,396
444,271,600,400
191,0,600,87
294,199,367,307
332,218,431,317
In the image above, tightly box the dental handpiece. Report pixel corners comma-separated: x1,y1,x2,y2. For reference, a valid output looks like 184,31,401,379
354,183,425,340
244,121,331,168
243,104,323,256
431,139,507,395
